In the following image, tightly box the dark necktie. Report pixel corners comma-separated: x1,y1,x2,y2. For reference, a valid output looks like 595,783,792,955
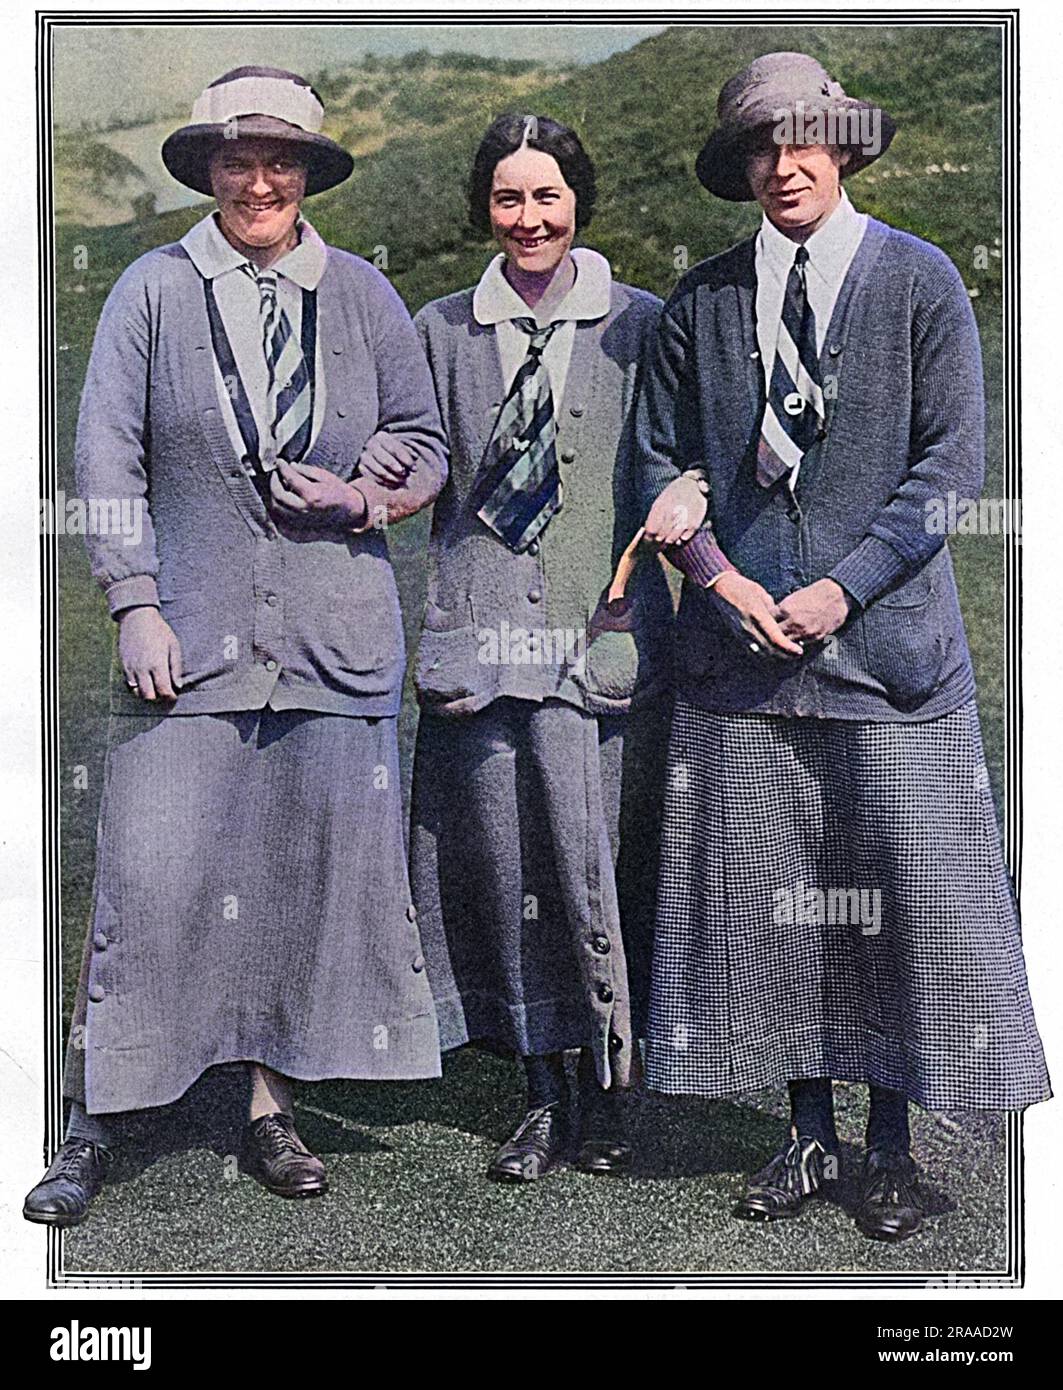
248,266,313,468
475,317,564,552
756,244,825,489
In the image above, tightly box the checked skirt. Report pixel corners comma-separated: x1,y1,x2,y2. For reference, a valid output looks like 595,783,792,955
645,698,1051,1111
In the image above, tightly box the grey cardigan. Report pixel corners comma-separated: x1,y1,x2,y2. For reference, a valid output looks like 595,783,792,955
636,218,985,721
413,277,672,717
75,240,447,718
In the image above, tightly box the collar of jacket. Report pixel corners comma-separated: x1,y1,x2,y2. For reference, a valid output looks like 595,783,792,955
472,246,613,327
180,209,327,290
756,188,866,283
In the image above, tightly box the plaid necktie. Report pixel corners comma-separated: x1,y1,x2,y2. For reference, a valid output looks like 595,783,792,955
756,244,826,490
248,267,313,468
476,317,564,552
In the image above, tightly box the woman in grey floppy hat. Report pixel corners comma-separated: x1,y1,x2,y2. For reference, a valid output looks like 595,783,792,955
692,50,895,202
24,66,448,1228
636,50,1048,1243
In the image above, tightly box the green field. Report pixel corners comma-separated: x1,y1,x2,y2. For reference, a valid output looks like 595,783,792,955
53,26,1016,1276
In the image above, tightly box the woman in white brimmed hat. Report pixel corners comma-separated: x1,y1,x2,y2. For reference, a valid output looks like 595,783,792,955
24,67,448,1228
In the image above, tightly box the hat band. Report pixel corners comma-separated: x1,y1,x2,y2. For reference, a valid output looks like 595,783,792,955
190,76,323,133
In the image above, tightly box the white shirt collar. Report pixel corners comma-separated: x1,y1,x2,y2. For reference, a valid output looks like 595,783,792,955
758,190,866,285
472,247,612,327
180,210,327,290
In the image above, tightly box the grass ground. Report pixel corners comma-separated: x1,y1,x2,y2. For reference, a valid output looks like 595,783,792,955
64,1054,1009,1276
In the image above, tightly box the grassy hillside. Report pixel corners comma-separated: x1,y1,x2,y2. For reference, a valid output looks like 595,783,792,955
53,23,1010,1017
53,132,155,226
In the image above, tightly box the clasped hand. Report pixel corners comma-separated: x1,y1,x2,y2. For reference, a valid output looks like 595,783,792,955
268,435,419,526
713,573,852,658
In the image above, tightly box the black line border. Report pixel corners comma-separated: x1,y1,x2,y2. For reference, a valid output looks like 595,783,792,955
36,6,1023,1292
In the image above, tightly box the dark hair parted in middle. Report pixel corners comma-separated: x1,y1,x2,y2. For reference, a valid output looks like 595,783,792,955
468,113,597,235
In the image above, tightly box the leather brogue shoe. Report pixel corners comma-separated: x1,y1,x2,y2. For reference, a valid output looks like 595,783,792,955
487,1102,568,1183
243,1112,328,1198
734,1134,829,1221
855,1149,925,1242
575,1086,634,1174
23,1139,112,1228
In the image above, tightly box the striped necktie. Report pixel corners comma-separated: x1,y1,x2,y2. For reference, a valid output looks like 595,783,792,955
249,267,313,467
476,317,564,553
756,244,826,490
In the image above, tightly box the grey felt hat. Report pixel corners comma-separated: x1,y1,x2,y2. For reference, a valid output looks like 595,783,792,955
695,51,896,202
161,65,354,197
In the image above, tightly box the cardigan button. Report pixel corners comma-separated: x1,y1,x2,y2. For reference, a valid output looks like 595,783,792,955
609,1033,624,1052
560,450,575,464
528,589,542,604
597,983,614,1004
528,541,540,556
749,350,760,360
828,343,842,356
88,984,105,1004
569,405,584,417
406,904,417,922
412,956,425,973
331,345,344,354
265,659,278,672
93,933,108,952
336,407,347,418
592,935,610,955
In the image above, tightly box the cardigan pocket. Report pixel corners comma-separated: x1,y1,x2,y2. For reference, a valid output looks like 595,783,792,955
422,596,475,632
859,587,947,712
414,623,485,705
156,596,233,688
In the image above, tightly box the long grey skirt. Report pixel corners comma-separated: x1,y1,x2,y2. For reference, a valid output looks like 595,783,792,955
410,696,669,1089
645,698,1051,1110
66,708,441,1115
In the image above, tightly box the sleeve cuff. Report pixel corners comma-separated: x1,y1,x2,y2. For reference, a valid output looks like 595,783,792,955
104,574,159,618
827,535,908,609
665,526,738,588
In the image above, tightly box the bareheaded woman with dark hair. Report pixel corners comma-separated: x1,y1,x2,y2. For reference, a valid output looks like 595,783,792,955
410,113,674,1182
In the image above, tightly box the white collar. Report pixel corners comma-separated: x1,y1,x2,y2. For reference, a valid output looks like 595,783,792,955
758,190,865,281
180,210,327,290
472,247,612,328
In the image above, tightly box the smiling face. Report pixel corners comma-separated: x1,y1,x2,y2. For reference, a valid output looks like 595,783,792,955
489,146,577,275
208,138,307,255
746,140,848,238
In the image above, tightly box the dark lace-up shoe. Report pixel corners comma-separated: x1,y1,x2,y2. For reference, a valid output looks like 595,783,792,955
242,1112,328,1198
734,1135,829,1221
576,1086,634,1175
487,1103,569,1182
23,1139,112,1228
855,1149,925,1242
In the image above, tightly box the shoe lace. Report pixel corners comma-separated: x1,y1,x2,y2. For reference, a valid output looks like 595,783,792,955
55,1140,109,1179
865,1154,919,1208
252,1113,302,1159
512,1104,560,1146
754,1136,824,1200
